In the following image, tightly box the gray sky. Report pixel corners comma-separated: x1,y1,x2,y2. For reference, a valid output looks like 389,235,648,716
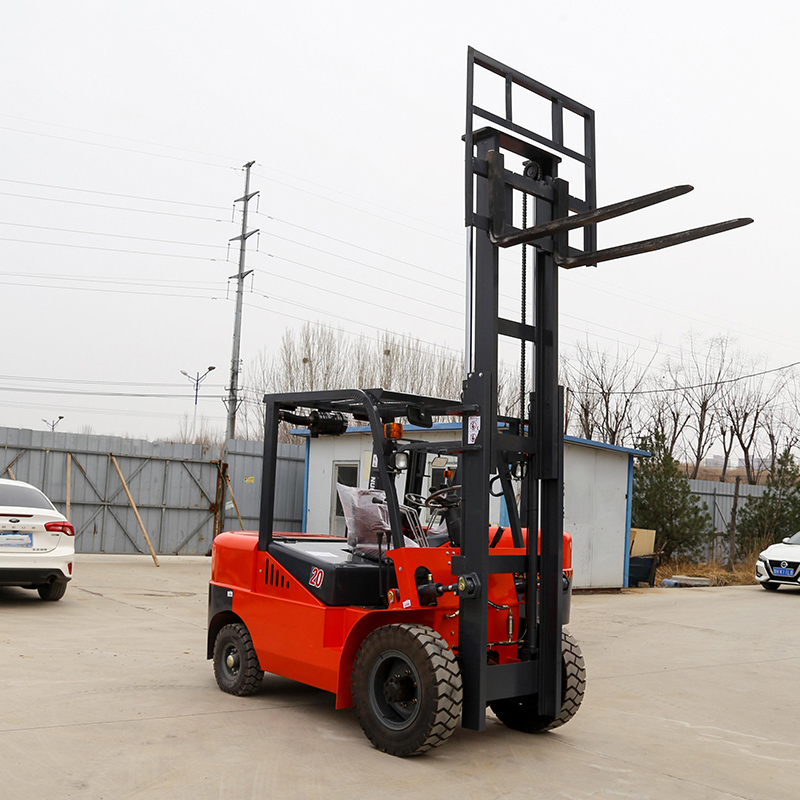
1,1,795,442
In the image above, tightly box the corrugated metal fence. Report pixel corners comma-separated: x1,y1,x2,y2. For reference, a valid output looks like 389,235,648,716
0,427,303,555
224,438,305,533
688,478,768,558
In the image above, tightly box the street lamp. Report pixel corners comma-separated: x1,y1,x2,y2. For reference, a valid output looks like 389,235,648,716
181,366,215,436
42,415,64,432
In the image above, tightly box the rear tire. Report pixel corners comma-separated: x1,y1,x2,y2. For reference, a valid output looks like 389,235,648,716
762,581,780,591
213,622,264,696
37,581,67,601
352,624,462,756
490,628,585,733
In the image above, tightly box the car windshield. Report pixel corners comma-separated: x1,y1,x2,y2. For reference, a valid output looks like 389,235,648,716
786,531,800,545
0,483,55,511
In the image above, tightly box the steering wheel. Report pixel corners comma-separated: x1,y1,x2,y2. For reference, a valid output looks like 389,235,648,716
403,493,427,509
422,484,462,509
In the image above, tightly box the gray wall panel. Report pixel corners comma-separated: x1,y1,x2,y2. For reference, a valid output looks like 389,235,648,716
688,479,768,559
0,427,304,553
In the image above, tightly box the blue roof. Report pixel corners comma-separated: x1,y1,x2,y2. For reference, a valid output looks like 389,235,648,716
294,421,650,457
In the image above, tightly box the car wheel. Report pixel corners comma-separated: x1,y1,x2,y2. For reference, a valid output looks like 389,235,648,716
37,582,67,601
490,629,585,733
762,581,780,591
352,624,462,756
213,622,264,696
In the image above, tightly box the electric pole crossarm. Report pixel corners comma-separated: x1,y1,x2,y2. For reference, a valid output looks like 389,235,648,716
229,230,259,243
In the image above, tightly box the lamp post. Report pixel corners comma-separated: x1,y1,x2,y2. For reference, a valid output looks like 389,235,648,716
181,366,215,437
42,415,64,432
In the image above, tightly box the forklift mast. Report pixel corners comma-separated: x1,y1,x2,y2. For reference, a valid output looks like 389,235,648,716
457,50,597,729
457,48,751,730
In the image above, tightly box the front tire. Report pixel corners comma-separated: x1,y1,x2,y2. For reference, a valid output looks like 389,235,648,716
352,624,462,756
37,581,67,601
213,622,264,696
490,628,585,733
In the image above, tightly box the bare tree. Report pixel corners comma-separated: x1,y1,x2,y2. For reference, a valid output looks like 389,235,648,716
561,352,598,441
638,372,690,457
670,333,733,479
718,424,736,482
561,340,654,446
721,358,788,484
239,323,464,441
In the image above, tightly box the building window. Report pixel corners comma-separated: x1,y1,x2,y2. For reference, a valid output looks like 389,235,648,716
331,462,358,537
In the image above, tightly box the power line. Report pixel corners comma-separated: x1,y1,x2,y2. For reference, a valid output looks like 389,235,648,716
569,360,800,397
0,123,240,169
255,163,460,237
0,396,227,422
259,213,463,275
256,256,462,318
257,230,464,297
0,236,222,261
0,278,222,301
0,112,242,163
252,170,462,246
242,300,465,364
0,189,226,221
0,270,221,289
0,373,225,389
0,177,229,209
0,220,228,249
0,385,222,399
249,285,461,334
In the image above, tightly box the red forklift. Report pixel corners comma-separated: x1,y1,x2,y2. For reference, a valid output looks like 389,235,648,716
208,49,751,756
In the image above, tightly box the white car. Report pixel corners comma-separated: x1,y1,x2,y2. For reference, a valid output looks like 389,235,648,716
756,531,800,591
0,478,74,600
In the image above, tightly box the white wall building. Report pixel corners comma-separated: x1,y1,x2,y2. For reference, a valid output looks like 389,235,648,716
297,423,646,590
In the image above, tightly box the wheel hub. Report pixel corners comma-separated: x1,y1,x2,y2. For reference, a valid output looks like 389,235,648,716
368,651,422,730
224,646,240,674
383,672,416,704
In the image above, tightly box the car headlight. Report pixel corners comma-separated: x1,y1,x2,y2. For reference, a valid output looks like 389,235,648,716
758,553,769,563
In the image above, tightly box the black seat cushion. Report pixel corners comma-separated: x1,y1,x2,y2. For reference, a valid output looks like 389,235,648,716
268,538,393,606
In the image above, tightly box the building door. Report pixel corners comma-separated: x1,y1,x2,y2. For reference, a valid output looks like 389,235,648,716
331,462,359,537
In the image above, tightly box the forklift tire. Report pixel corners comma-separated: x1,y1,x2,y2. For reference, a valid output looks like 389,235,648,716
352,624,462,757
213,622,264,697
489,629,585,733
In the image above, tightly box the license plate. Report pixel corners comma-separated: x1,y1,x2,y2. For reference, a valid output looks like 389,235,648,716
772,566,794,577
0,533,32,547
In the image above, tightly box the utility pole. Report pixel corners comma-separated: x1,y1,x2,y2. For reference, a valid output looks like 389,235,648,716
225,161,258,444
217,162,257,540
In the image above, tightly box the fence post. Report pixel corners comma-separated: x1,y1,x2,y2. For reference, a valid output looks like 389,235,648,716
728,476,741,571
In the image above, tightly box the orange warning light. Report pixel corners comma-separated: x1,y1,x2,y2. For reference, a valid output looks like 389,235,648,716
384,423,403,439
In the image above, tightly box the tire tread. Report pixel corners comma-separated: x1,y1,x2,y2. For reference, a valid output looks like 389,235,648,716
352,623,462,756
213,622,264,696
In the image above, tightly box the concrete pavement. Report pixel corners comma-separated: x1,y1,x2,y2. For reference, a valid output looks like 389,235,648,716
1,555,797,799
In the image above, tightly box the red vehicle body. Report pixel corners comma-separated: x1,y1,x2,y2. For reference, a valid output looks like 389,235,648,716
208,527,572,710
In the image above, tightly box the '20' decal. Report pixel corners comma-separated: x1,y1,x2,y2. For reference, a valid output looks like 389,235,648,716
309,567,324,588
